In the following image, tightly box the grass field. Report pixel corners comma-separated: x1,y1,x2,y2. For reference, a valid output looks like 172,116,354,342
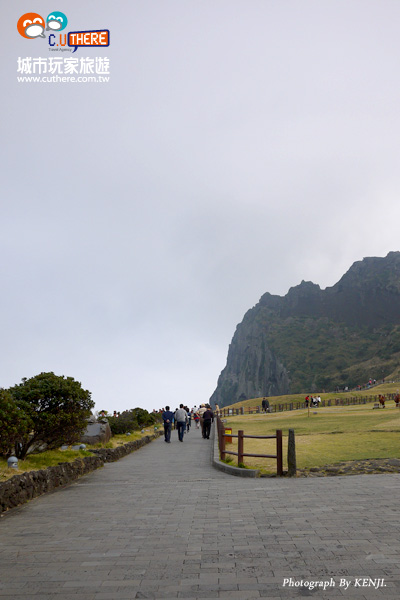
223,381,400,411
221,403,400,474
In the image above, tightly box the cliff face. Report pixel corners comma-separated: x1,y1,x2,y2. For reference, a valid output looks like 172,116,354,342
210,313,291,408
210,252,400,408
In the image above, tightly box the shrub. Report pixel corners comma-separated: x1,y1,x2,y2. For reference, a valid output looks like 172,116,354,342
8,372,94,459
108,407,156,435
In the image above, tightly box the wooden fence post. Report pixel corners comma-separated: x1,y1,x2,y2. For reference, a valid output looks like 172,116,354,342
220,426,226,460
276,429,283,476
287,428,296,477
238,430,244,465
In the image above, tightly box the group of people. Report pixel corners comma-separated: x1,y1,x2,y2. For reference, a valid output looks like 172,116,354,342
305,395,321,407
161,404,214,443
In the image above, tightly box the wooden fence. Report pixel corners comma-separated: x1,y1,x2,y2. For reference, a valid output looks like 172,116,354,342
217,393,399,417
216,416,283,476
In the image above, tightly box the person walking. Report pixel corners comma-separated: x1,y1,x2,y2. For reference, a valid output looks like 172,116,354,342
185,406,191,432
162,406,175,443
197,404,207,438
175,404,188,442
202,406,214,440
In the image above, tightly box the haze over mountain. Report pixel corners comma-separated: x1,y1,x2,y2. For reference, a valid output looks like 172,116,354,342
210,252,400,408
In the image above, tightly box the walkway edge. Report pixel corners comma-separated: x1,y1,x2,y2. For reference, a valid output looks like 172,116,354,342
0,432,162,513
211,424,260,477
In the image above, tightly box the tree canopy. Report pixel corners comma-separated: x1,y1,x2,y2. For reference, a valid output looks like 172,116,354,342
8,372,94,459
0,389,33,458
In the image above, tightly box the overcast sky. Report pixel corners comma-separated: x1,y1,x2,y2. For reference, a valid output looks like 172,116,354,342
2,1,400,413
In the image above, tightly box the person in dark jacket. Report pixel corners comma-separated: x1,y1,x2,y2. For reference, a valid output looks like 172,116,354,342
162,406,175,443
261,397,270,412
202,407,214,439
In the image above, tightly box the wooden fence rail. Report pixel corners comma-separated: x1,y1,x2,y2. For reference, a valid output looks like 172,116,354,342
217,417,283,476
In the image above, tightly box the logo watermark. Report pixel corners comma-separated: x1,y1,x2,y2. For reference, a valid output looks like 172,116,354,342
17,56,110,83
16,11,111,83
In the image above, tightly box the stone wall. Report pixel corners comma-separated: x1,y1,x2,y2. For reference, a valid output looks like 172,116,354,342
0,432,162,513
90,433,161,462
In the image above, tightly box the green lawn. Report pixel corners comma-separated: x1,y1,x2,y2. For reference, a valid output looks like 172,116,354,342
0,448,93,483
222,404,400,473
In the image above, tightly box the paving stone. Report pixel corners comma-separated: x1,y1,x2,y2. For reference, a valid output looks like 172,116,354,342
0,428,400,599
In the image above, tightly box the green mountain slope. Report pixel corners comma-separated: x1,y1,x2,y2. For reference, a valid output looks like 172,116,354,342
210,252,400,407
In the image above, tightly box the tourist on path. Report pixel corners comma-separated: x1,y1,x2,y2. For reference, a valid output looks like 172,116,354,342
185,406,191,431
175,404,188,442
162,406,175,443
197,404,207,437
202,406,214,439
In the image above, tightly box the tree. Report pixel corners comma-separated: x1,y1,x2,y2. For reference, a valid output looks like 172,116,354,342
0,389,33,458
8,372,94,459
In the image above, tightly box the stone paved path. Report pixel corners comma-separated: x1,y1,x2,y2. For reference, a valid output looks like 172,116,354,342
0,426,399,599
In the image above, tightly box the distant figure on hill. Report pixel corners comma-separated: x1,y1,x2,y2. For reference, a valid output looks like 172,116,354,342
262,397,269,412
162,406,175,443
305,396,310,407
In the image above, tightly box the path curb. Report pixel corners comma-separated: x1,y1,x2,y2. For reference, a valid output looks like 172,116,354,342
211,423,260,477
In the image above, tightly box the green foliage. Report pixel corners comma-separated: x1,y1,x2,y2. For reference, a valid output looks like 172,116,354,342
223,455,234,464
0,448,94,481
264,313,400,392
108,407,156,435
0,389,33,458
8,372,94,459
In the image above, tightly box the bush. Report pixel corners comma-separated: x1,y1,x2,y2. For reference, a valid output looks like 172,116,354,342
108,407,156,435
8,372,94,459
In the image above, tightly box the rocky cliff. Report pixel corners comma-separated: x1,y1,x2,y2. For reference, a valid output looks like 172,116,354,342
210,252,400,408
